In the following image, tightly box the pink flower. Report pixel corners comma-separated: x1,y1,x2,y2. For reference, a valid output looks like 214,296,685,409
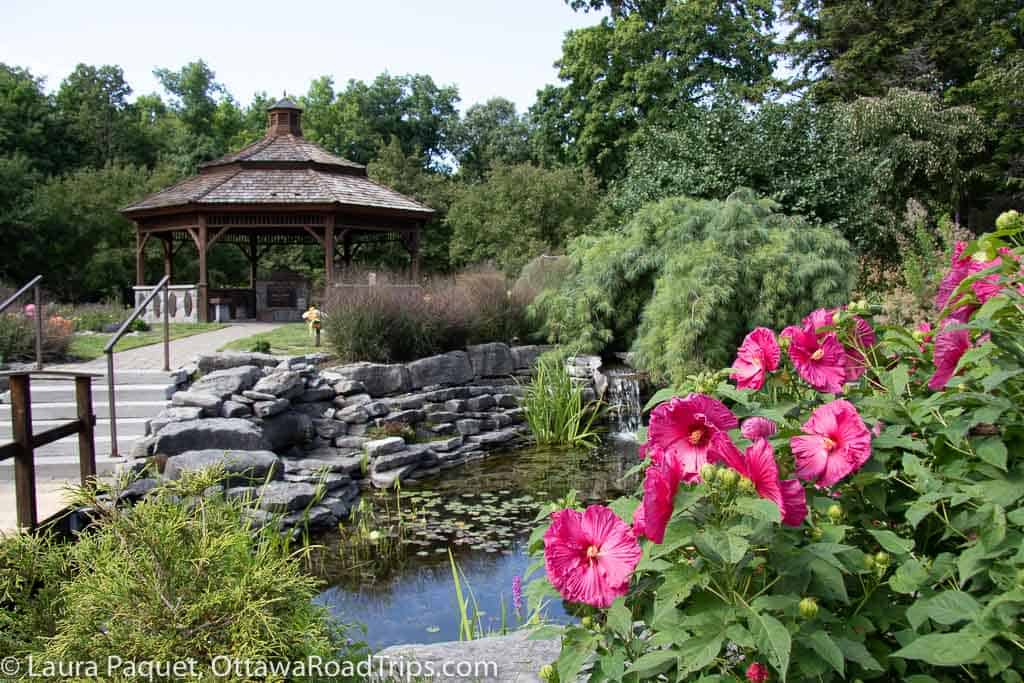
643,394,738,483
935,241,972,313
927,320,971,390
843,315,877,381
781,325,847,394
544,505,642,608
936,243,1022,318
23,303,36,318
712,433,807,527
731,327,781,391
790,399,872,488
746,662,770,682
634,449,684,544
741,416,778,440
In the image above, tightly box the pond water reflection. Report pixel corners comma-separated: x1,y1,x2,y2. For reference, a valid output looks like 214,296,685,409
311,438,641,649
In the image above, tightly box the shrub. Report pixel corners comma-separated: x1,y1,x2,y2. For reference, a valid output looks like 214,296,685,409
529,218,1024,681
250,337,271,353
324,267,529,363
0,310,73,363
56,301,124,332
533,190,855,385
0,470,358,674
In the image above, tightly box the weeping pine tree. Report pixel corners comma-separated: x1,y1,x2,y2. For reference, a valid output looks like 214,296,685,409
533,190,855,385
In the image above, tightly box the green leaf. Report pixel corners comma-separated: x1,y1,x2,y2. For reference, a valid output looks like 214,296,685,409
980,504,1007,550
958,542,1001,587
975,438,1007,471
628,649,678,678
677,634,724,676
868,529,914,556
557,629,598,682
652,564,704,629
807,631,845,678
906,500,936,529
834,637,883,672
609,496,639,523
907,591,981,630
734,497,782,523
809,558,849,603
651,519,696,559
981,368,1023,392
606,597,632,641
695,529,749,565
892,631,992,666
890,559,930,594
644,387,680,412
872,431,928,453
597,652,625,681
747,610,791,682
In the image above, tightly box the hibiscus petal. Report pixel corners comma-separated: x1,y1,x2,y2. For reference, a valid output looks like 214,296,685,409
745,438,783,508
779,479,808,526
791,434,828,483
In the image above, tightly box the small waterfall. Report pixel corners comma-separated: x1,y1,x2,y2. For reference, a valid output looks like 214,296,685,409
605,368,641,439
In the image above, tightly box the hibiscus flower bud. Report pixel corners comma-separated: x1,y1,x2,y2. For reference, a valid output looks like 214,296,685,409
799,597,819,619
539,664,556,682
580,616,593,629
1016,568,1024,588
827,504,843,522
862,553,875,570
738,476,757,495
700,463,718,483
874,551,890,568
746,662,770,682
810,526,823,540
718,467,738,488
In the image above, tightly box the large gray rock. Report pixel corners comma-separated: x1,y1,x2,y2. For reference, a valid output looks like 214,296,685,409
365,436,405,457
467,343,515,377
370,444,432,473
291,401,335,419
379,409,425,425
163,449,282,486
510,345,549,370
255,481,318,513
220,400,251,418
254,398,290,418
196,352,280,373
152,419,269,457
333,379,367,396
329,362,410,397
406,351,475,389
171,391,222,417
190,365,263,399
252,371,305,398
375,630,561,683
261,411,314,450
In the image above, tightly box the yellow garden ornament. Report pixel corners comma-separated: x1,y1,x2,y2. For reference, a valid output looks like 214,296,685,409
302,305,322,337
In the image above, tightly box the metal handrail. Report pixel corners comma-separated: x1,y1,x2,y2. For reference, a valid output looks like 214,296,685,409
0,275,44,370
105,275,170,458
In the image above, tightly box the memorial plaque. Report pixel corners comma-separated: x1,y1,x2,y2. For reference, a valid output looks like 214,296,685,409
267,284,295,308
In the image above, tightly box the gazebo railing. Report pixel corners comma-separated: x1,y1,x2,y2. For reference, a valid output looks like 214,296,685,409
0,275,44,370
105,276,170,458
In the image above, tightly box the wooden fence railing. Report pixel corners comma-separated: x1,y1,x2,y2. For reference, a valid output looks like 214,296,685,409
0,370,100,530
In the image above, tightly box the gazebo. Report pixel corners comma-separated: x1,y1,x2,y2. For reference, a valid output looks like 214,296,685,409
121,98,434,322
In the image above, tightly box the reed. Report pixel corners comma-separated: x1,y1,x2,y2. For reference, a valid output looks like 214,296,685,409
522,354,602,447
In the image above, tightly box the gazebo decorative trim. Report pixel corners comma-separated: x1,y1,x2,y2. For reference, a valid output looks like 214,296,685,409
121,98,433,322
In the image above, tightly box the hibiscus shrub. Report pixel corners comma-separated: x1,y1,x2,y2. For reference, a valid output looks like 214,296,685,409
528,217,1024,681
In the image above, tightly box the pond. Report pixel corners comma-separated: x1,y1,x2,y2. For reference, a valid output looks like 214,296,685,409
310,437,642,649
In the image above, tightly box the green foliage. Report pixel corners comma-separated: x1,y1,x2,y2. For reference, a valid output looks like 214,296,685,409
534,191,855,384
532,224,1024,681
250,337,271,354
538,0,777,181
447,163,600,274
522,353,602,448
454,97,531,182
0,475,357,673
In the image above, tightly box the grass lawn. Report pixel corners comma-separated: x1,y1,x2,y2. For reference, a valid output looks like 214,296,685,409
219,323,330,358
67,323,226,361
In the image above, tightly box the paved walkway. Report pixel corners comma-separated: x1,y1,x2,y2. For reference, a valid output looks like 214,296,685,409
57,322,281,372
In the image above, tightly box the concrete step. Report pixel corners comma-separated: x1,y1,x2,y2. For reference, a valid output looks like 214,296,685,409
0,453,128,479
0,417,149,439
50,369,187,386
0,433,137,461
0,400,168,420
0,383,176,404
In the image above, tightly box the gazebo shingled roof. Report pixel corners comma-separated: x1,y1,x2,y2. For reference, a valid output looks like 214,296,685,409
121,98,433,322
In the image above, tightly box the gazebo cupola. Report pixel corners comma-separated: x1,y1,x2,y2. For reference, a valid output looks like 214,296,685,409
122,98,434,323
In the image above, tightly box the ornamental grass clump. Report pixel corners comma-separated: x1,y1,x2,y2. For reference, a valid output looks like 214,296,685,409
522,354,602,447
0,469,359,675
528,215,1024,681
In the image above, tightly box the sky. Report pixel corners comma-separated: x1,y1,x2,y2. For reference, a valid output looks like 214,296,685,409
4,0,603,113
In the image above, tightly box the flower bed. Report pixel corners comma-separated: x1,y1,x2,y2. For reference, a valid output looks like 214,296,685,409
530,212,1024,681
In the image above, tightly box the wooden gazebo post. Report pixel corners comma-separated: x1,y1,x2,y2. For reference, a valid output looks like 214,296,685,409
197,214,209,322
324,214,335,302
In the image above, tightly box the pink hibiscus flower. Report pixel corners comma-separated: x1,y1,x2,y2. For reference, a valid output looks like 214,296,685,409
936,243,1022,318
843,315,878,381
790,399,872,488
711,433,807,527
746,662,770,683
544,505,642,608
643,394,738,483
927,320,971,390
633,451,683,544
741,416,778,440
781,324,847,394
731,327,781,391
